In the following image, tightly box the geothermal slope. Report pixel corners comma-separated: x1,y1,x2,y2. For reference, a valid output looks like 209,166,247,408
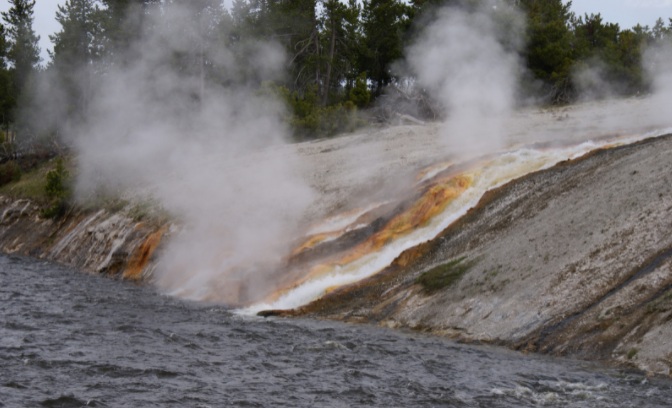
2,96,672,376
257,96,672,376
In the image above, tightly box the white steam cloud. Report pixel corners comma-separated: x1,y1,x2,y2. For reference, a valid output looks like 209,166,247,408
646,38,672,117
75,3,314,302
406,4,522,156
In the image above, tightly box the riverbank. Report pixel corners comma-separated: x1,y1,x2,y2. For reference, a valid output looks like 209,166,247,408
2,96,672,376
0,196,170,282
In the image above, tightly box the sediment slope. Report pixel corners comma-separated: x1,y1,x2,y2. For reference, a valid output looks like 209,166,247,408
279,134,672,376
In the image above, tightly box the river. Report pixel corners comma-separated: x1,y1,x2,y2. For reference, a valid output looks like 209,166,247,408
1,254,671,407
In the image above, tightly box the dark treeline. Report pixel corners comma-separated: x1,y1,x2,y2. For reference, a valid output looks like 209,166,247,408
0,0,671,145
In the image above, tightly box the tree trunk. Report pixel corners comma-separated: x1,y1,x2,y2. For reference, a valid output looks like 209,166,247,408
322,14,337,107
312,11,320,91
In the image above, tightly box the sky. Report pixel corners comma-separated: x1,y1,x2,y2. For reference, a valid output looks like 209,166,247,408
0,0,671,64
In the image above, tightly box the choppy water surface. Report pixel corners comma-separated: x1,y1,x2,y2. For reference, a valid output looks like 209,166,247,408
2,255,671,407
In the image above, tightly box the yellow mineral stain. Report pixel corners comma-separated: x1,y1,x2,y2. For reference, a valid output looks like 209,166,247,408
335,174,471,267
293,231,342,255
264,173,473,301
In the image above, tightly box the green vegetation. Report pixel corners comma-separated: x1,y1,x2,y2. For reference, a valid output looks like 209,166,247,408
258,82,367,139
40,157,72,219
125,198,170,223
515,0,663,102
44,158,69,200
416,256,474,291
627,347,639,359
0,0,41,132
0,158,63,200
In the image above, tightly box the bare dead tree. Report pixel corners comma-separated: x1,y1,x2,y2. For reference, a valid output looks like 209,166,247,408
369,80,444,124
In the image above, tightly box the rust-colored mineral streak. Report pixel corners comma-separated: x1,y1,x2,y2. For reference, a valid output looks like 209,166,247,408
123,225,169,281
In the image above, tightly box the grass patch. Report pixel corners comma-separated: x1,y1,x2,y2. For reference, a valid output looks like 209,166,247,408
0,157,75,203
627,348,639,359
0,161,53,201
416,256,475,291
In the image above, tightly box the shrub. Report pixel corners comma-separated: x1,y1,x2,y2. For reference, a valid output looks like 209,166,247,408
45,158,70,200
0,161,21,187
349,73,370,108
258,82,366,140
41,158,71,219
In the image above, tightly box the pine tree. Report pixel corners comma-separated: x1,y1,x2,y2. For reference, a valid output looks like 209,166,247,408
517,0,574,101
360,0,408,95
100,0,160,66
320,0,360,105
49,0,103,118
0,25,14,128
1,0,40,103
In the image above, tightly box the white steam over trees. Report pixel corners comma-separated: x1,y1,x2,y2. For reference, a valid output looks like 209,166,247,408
405,4,522,155
0,0,670,145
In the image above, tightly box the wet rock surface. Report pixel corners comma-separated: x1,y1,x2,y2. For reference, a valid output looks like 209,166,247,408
283,134,672,377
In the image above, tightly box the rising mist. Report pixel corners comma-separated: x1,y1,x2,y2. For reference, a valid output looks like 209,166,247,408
71,3,314,301
405,2,524,156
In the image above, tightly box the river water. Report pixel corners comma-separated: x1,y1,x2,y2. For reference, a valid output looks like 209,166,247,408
2,255,671,407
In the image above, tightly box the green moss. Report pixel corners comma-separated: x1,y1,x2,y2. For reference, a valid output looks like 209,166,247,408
415,256,475,291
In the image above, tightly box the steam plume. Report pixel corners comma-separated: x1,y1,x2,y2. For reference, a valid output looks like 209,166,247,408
406,3,523,156
74,3,314,301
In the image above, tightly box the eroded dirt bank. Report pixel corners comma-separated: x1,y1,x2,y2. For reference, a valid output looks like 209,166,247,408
0,200,171,281
276,134,672,377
